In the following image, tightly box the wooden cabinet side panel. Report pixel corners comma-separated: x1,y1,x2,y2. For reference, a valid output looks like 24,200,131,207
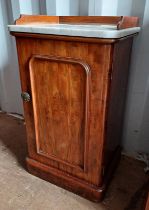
16,37,112,186
103,38,134,171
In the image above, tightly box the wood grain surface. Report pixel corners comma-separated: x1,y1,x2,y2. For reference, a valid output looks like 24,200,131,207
29,55,90,171
15,15,59,25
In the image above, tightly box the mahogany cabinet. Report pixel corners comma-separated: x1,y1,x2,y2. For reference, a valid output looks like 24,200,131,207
9,16,140,202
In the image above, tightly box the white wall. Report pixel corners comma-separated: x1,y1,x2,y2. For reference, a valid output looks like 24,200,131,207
0,0,149,156
122,0,149,155
0,0,23,114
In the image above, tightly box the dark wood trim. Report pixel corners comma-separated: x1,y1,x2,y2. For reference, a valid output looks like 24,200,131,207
11,32,117,44
10,32,139,44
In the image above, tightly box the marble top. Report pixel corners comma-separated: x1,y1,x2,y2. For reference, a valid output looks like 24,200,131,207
8,24,140,39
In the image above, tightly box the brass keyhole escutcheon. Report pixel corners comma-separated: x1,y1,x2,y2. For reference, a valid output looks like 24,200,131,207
21,92,31,102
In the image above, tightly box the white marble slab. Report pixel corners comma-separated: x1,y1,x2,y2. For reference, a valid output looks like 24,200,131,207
8,24,140,39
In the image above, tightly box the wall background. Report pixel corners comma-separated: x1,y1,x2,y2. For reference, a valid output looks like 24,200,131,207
0,0,149,156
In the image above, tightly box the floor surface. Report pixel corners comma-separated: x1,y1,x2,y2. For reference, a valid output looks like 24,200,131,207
0,112,148,210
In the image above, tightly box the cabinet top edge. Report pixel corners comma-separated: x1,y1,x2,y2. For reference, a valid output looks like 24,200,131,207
8,24,140,39
8,15,140,39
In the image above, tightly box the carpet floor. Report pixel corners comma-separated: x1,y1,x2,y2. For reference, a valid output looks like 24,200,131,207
0,113,148,210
